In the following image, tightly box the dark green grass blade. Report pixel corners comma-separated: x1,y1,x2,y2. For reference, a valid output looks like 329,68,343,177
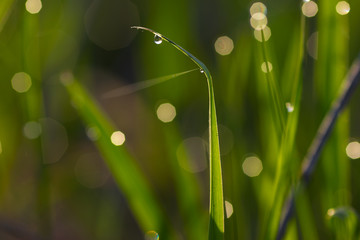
61,73,171,237
163,124,207,240
277,53,360,239
132,26,224,240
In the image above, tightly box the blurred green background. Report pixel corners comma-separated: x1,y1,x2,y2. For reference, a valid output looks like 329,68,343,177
1,0,360,239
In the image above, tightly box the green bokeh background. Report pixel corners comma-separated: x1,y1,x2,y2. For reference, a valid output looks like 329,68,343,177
1,0,360,239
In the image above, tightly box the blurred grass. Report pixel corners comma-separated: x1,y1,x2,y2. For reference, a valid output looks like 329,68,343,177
315,0,350,238
1,0,360,239
61,73,174,238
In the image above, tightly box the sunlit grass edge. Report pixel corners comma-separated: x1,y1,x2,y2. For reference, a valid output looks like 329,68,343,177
132,26,225,240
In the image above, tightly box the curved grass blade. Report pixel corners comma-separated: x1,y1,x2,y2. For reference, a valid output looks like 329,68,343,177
102,68,197,98
132,26,224,240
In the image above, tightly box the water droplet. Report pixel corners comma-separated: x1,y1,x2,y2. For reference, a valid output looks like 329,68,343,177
200,69,204,73
286,102,294,113
145,231,159,240
154,34,162,45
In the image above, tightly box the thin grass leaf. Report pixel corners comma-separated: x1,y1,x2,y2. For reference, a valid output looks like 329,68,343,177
102,68,197,98
276,53,360,240
60,72,172,238
132,26,224,240
260,28,286,135
265,15,306,240
0,0,15,33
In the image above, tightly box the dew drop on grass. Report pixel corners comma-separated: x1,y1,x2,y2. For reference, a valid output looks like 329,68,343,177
154,34,162,44
200,68,204,73
286,102,294,113
145,231,159,240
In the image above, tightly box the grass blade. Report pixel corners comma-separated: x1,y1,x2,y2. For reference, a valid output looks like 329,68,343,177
60,72,172,238
132,26,225,240
277,53,360,239
102,68,197,98
0,0,15,33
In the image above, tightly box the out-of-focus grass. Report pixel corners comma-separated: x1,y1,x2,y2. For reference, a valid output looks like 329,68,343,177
315,0,350,238
61,73,173,238
1,0,360,239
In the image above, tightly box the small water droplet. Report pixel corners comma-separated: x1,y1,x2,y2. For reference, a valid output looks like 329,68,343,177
200,69,204,73
145,231,159,240
286,102,294,113
154,34,162,45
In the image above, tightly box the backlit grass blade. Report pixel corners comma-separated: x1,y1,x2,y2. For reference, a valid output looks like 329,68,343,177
102,68,197,98
276,53,360,239
263,15,305,240
132,26,225,240
259,29,286,136
60,72,171,238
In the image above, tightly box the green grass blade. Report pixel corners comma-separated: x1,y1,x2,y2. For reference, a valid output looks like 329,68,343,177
60,72,171,237
263,14,306,240
163,124,207,240
0,0,15,33
259,29,286,136
132,26,225,240
102,68,197,98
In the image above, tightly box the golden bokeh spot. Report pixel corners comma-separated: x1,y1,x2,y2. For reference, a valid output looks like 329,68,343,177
225,201,234,218
23,121,42,139
254,26,271,42
250,2,267,16
302,1,318,17
242,156,263,177
345,141,360,159
261,61,273,73
336,1,350,15
11,72,32,93
327,208,336,217
110,131,126,146
25,0,42,14
214,36,234,56
156,103,176,123
250,13,268,30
